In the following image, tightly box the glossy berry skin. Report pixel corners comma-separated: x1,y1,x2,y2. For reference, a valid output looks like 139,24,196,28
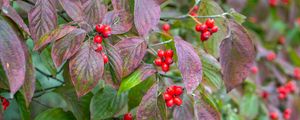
95,44,103,52
104,25,112,32
268,0,277,7
0,96,9,110
205,19,215,28
199,24,208,32
163,93,172,101
102,53,109,64
165,50,174,58
285,82,296,93
261,91,269,99
195,24,203,32
161,63,170,72
189,12,197,17
157,50,165,58
201,31,211,41
266,52,276,61
210,26,218,33
173,87,183,96
102,31,112,38
95,24,105,33
294,67,300,80
250,66,258,74
123,113,133,120
166,99,174,107
162,23,171,32
278,93,286,100
94,35,103,44
283,108,291,119
154,58,163,66
166,87,175,95
165,57,173,65
269,112,278,120
173,97,183,106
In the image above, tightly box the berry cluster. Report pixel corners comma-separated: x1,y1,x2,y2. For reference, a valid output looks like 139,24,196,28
123,113,132,120
94,24,111,64
294,67,300,80
283,108,291,119
277,81,296,100
163,86,184,107
0,96,9,110
189,6,199,16
162,23,171,32
195,19,218,42
154,49,174,72
266,51,276,61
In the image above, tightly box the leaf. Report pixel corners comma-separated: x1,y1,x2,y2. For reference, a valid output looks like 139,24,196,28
219,20,256,92
52,28,86,68
0,16,26,95
228,9,246,25
15,92,31,120
34,108,76,120
173,94,195,120
134,0,161,36
174,36,202,94
194,93,221,120
136,84,166,120
40,46,57,76
1,0,30,35
28,0,57,42
103,42,123,83
198,0,228,57
58,0,84,21
90,86,128,120
111,0,130,10
239,93,259,119
82,0,107,25
102,10,133,34
69,42,104,97
118,64,156,94
115,37,147,77
34,25,77,51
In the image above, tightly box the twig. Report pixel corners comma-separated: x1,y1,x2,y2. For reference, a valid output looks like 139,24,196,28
35,85,63,93
159,73,182,81
35,67,64,84
33,99,51,108
150,40,173,47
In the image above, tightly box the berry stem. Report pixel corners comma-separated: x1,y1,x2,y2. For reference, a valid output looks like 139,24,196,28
150,40,173,47
35,67,64,84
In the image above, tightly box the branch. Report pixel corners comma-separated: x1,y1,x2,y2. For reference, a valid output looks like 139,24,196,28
35,67,64,84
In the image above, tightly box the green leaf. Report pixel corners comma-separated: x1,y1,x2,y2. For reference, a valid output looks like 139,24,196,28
34,108,76,120
228,9,246,24
90,86,128,120
40,46,57,76
118,64,155,94
239,93,259,119
15,92,30,120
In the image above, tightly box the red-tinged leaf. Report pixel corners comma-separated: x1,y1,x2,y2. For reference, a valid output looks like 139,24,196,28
28,0,57,42
1,0,30,35
195,95,221,120
174,36,202,94
69,42,104,97
34,25,77,51
15,1,33,13
102,10,133,34
52,29,86,68
58,0,84,21
173,95,195,120
136,85,165,120
81,0,107,25
111,0,129,10
115,37,147,77
104,42,123,82
219,20,256,92
134,0,161,36
0,16,26,95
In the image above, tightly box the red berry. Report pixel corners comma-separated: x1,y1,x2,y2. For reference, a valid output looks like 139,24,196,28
250,66,258,74
165,50,173,58
94,35,103,44
277,86,287,94
166,99,174,107
282,0,289,4
193,6,199,11
266,52,276,61
162,23,171,32
165,57,173,65
210,26,218,33
201,31,211,41
166,86,175,95
157,50,165,58
269,0,277,7
163,93,172,101
95,44,103,52
205,19,215,28
278,36,285,45
284,108,291,119
189,12,197,16
161,63,170,72
195,24,203,32
173,97,183,106
154,58,163,66
123,113,133,120
285,81,296,93
0,96,9,110
294,67,300,80
261,91,269,99
102,53,109,64
102,31,112,38
104,25,112,32
199,24,208,32
278,93,286,100
269,112,278,120
173,86,183,96
95,24,105,33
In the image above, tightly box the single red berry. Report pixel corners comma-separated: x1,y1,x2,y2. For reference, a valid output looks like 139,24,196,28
210,26,218,33
250,66,258,74
173,86,183,96
161,63,170,72
163,93,172,101
123,113,133,120
261,91,269,99
199,24,208,32
165,50,174,58
166,86,175,95
166,99,174,107
94,35,103,44
277,86,287,94
95,24,105,33
278,93,286,100
285,81,296,93
284,108,291,115
205,18,215,28
294,67,300,80
283,108,291,119
102,53,109,64
195,24,203,32
278,36,285,45
165,57,173,65
189,12,197,17
284,113,290,120
269,112,278,120
104,25,112,32
268,0,277,7
173,97,183,106
95,44,103,52
192,6,199,11
157,50,165,58
102,31,112,38
266,52,276,61
154,58,163,66
201,31,211,41
282,0,289,4
0,96,9,110
162,23,171,32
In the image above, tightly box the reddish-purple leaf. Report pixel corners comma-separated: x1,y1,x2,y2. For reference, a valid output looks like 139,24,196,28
195,95,221,120
115,37,147,77
52,28,86,68
105,42,123,82
0,16,26,96
69,42,104,97
34,26,77,51
15,1,33,13
134,0,161,36
111,0,129,10
136,85,164,120
219,20,256,92
174,36,202,94
102,10,133,34
173,95,195,120
28,0,57,42
81,0,107,25
1,0,30,35
58,0,84,21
